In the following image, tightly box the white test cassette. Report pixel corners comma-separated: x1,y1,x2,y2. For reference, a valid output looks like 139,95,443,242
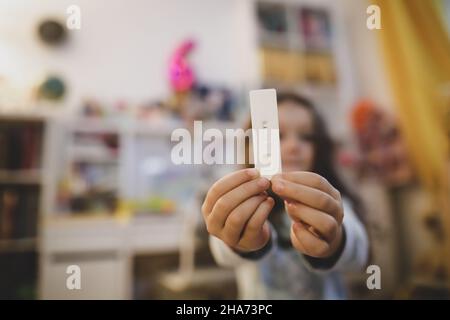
249,89,282,179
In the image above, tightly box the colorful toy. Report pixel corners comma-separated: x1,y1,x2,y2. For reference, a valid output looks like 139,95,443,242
169,39,196,93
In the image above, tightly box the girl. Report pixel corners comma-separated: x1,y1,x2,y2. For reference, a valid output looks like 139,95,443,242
201,92,369,299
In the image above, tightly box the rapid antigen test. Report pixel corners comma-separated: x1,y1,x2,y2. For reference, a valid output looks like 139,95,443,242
249,89,282,179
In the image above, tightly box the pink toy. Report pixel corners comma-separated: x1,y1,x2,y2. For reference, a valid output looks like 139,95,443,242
169,39,196,92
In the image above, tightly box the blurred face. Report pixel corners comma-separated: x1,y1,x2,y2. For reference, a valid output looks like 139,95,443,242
278,101,315,172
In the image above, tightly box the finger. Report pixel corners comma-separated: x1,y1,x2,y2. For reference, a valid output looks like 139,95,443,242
273,172,340,200
221,195,268,247
290,222,330,258
272,179,341,221
202,168,259,217
285,201,338,242
209,177,270,227
238,197,274,246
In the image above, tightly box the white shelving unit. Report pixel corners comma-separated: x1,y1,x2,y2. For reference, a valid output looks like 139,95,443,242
39,116,206,299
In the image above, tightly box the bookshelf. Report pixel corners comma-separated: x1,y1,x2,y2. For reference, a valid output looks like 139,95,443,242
0,114,263,298
0,115,48,299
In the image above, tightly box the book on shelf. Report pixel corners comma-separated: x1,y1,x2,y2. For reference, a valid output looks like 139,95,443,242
0,182,40,241
0,122,43,171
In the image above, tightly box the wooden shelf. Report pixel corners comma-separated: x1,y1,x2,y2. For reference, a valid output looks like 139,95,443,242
0,238,37,253
0,113,46,123
0,169,42,185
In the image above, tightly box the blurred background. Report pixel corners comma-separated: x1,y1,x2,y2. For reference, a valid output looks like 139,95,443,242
0,0,449,299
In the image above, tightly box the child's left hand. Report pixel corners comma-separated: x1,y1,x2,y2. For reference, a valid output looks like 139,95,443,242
271,172,344,258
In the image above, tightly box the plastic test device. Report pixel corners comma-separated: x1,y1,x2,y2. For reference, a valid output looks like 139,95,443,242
249,89,282,179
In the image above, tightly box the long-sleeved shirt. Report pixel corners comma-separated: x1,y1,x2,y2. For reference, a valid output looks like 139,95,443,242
209,198,369,299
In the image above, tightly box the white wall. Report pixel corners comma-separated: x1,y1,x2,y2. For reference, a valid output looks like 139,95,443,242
0,0,259,112
0,0,393,117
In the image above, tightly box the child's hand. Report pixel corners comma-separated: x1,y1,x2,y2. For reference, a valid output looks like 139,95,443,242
201,168,274,253
271,172,344,258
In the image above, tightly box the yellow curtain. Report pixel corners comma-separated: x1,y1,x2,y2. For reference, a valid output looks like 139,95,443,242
373,0,450,286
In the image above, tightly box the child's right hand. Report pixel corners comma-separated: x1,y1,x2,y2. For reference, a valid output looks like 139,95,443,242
201,168,274,253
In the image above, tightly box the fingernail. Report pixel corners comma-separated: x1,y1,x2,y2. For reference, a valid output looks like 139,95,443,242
284,200,295,208
247,168,259,178
258,177,269,188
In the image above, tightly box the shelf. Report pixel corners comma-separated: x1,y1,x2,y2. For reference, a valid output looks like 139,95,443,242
44,212,181,226
0,238,37,253
410,277,450,290
0,169,42,185
67,118,123,134
0,113,47,123
65,118,241,137
69,155,119,164
159,267,236,292
44,213,116,224
42,212,183,255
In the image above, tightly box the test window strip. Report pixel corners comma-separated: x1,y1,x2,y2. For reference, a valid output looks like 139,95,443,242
249,89,282,179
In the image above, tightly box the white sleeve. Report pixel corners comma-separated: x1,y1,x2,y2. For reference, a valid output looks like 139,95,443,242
304,198,369,273
209,236,251,267
209,227,277,268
